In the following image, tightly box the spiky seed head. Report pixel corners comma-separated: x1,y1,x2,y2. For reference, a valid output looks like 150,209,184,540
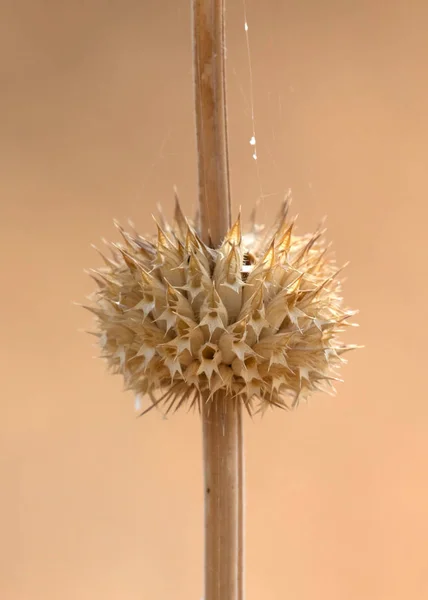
85,198,357,415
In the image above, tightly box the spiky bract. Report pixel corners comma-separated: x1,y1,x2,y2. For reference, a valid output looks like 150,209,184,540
85,198,356,415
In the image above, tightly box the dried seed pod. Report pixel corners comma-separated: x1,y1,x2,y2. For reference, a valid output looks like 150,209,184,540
85,197,356,414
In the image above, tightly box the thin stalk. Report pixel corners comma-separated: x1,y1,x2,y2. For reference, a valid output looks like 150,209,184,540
192,0,231,247
202,394,243,600
192,1,244,599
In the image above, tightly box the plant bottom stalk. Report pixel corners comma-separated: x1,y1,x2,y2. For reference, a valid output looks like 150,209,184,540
202,392,244,600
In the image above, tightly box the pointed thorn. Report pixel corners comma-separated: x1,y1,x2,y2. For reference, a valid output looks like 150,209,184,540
173,188,188,237
227,212,242,245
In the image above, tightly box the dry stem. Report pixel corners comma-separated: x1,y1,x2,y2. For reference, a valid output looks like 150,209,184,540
192,1,244,599
192,0,232,247
202,396,243,600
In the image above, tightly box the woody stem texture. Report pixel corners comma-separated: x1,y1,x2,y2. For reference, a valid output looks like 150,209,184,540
192,0,232,247
192,1,244,599
202,395,243,600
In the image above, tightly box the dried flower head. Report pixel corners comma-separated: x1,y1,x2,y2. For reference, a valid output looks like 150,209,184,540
85,196,357,415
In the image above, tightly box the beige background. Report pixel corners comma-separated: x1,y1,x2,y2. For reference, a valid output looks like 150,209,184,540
1,1,427,599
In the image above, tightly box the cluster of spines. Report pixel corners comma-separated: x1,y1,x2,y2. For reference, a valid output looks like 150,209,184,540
85,196,357,416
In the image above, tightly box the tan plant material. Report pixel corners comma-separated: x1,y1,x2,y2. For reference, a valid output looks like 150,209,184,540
85,197,357,416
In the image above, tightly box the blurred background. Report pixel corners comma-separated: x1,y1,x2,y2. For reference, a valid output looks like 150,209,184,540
1,1,427,598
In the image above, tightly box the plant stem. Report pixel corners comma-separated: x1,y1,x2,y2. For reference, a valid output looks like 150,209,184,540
192,0,231,247
202,394,243,600
192,1,244,599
